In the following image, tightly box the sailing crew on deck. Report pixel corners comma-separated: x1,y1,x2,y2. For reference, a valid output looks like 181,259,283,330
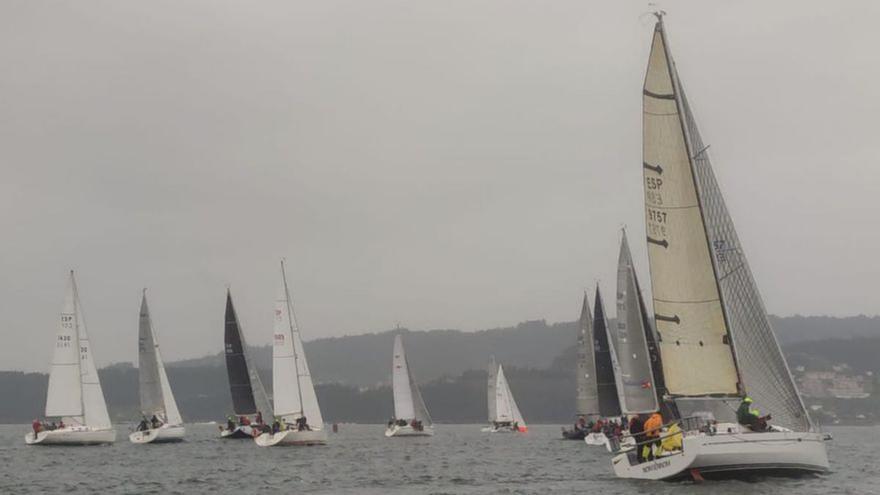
643,412,663,461
737,397,770,432
296,416,311,431
150,414,161,429
226,415,236,431
629,415,646,462
255,411,263,425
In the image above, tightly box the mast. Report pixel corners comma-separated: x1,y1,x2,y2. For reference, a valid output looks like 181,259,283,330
280,260,305,418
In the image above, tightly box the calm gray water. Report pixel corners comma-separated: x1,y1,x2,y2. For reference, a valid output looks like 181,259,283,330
0,424,875,494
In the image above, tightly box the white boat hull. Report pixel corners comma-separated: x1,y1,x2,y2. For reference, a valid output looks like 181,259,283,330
255,429,327,447
611,427,829,480
25,426,116,445
129,424,186,444
385,425,434,437
585,432,609,446
220,425,257,439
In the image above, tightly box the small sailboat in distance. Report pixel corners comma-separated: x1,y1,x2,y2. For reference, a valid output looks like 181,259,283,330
562,292,599,440
610,13,829,480
220,289,273,438
482,358,527,433
130,290,185,444
255,261,327,446
385,333,434,437
25,271,116,445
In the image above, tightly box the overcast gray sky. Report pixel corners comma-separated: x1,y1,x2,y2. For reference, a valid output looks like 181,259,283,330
1,1,878,371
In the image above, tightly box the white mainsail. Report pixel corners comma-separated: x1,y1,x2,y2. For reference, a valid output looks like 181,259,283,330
486,356,497,422
494,365,525,426
45,272,111,428
642,23,739,397
575,292,600,417
272,261,324,429
138,292,182,425
391,334,432,424
614,231,659,414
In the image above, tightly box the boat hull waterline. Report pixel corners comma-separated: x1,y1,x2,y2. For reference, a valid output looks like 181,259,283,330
611,429,830,480
385,425,434,438
129,424,185,444
255,429,327,447
25,427,116,446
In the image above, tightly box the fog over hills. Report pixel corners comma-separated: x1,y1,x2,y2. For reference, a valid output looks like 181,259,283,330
2,315,877,424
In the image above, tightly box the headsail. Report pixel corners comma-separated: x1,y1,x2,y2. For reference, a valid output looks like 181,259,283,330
272,261,324,428
138,292,182,425
614,233,659,414
224,290,273,417
575,292,600,417
643,17,810,430
495,365,525,426
392,334,432,424
592,287,622,418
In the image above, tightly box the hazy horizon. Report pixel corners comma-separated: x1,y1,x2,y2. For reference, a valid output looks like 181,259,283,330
2,1,878,371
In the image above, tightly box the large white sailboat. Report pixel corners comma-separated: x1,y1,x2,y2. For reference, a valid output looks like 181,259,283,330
482,358,527,433
255,261,327,447
129,291,185,444
385,334,434,437
611,14,829,480
25,271,116,445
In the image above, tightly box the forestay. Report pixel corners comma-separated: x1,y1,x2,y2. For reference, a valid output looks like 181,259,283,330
486,356,497,422
614,233,659,414
575,293,600,417
272,262,324,428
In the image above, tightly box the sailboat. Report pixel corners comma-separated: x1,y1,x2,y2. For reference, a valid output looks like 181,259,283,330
385,334,434,437
130,291,185,444
255,261,327,446
220,289,274,439
610,14,829,480
25,271,116,445
581,287,629,447
562,292,599,440
482,358,527,433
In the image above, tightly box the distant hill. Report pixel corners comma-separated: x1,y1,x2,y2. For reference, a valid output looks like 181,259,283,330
174,319,581,387
770,315,880,343
3,315,878,424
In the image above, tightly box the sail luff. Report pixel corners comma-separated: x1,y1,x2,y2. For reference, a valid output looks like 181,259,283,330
575,292,600,417
593,287,622,418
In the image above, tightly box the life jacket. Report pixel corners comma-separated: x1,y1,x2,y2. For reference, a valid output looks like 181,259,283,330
644,413,663,438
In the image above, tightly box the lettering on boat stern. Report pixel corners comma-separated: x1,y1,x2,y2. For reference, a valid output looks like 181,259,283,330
642,458,672,473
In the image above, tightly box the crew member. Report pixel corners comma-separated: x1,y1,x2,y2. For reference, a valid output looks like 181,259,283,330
643,412,663,461
737,397,770,431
